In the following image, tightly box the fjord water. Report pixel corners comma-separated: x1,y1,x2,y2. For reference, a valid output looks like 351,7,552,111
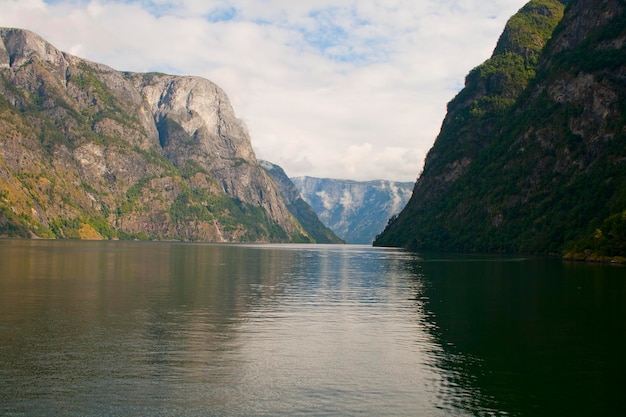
1,241,624,416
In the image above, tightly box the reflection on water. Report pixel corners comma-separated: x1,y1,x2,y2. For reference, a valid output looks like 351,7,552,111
0,241,624,416
0,241,441,416
413,253,626,416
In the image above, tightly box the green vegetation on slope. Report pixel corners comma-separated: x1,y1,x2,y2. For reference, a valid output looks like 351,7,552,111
0,46,307,243
375,0,626,260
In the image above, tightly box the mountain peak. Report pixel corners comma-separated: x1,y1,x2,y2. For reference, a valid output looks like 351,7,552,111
493,0,566,59
1,27,70,69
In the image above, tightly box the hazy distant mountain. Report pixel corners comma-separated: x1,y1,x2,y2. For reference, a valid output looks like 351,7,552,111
0,27,311,242
291,177,413,244
260,161,344,244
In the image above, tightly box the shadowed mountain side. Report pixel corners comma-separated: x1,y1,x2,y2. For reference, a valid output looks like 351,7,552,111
260,161,344,244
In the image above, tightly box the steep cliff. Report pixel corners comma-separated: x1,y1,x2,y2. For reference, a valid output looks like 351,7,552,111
0,28,311,242
375,0,626,260
292,176,413,244
260,161,344,244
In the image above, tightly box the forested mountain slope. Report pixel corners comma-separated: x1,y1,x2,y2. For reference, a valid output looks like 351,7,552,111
375,0,626,261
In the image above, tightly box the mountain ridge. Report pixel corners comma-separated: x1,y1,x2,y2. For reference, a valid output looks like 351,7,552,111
0,27,311,242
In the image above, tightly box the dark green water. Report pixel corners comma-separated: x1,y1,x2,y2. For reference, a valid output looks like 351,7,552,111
0,240,624,416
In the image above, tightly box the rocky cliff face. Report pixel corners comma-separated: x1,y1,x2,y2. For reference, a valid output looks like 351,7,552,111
0,28,310,242
375,0,626,260
260,161,344,244
291,177,413,244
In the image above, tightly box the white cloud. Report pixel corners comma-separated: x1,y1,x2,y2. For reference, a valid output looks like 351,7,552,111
0,0,528,181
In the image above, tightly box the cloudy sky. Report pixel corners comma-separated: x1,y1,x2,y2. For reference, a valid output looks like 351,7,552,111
1,0,528,181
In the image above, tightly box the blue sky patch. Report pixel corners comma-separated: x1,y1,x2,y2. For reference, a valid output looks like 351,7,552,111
298,7,383,64
206,6,237,23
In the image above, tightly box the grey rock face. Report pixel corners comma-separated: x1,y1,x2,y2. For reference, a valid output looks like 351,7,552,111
130,73,294,230
0,27,306,241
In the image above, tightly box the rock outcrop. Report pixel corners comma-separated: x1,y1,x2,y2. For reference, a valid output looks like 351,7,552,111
0,27,310,242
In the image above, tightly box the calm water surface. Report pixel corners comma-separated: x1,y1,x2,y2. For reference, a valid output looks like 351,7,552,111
0,240,624,416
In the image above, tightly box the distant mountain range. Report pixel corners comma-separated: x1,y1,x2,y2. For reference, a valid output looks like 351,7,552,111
291,177,413,244
375,0,626,262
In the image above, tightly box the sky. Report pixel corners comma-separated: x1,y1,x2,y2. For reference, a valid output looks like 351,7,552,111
1,0,528,182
